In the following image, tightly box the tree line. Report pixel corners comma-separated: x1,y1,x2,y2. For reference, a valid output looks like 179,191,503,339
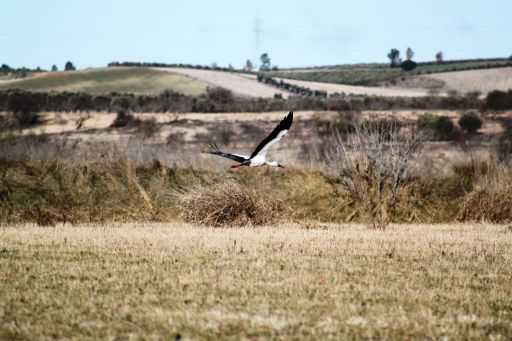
2,88,506,118
107,61,250,74
1,62,77,77
257,75,328,98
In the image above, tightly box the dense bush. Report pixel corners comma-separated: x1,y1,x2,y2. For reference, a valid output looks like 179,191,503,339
417,113,454,140
400,60,417,71
458,111,482,133
486,90,512,110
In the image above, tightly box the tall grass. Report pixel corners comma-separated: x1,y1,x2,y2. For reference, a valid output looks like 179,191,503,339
1,151,511,226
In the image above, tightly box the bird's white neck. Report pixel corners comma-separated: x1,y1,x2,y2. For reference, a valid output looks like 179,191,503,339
266,160,279,167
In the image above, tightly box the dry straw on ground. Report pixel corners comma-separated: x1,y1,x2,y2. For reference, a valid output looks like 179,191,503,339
174,176,285,226
457,164,512,222
1,223,511,340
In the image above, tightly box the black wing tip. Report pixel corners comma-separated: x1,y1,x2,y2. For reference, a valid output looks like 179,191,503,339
283,111,293,129
202,143,221,154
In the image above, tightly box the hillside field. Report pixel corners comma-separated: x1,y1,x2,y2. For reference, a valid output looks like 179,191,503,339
0,67,208,96
269,59,512,86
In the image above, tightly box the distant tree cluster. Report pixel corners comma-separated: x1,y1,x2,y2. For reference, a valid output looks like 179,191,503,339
385,48,454,70
0,64,47,78
387,48,417,71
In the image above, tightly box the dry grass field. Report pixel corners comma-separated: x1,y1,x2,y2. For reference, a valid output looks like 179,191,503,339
1,223,511,340
395,67,512,95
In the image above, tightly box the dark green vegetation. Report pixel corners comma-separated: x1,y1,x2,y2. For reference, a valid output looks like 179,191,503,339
486,90,512,110
0,63,46,79
0,67,207,96
458,111,483,134
0,88,486,114
417,113,455,140
266,58,512,86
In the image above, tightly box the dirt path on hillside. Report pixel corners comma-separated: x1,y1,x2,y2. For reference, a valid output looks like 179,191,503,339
155,68,291,98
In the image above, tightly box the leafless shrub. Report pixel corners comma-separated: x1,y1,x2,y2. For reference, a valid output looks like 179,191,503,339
174,177,282,227
166,131,186,145
110,110,159,138
110,110,133,128
133,118,159,138
326,122,423,228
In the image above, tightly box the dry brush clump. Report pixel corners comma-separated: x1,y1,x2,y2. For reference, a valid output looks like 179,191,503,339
174,177,284,227
457,164,512,223
327,122,423,228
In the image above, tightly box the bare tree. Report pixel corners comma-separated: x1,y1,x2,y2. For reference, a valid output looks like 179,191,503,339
326,123,423,228
387,49,400,67
244,59,254,72
435,51,444,64
406,47,414,61
260,53,271,71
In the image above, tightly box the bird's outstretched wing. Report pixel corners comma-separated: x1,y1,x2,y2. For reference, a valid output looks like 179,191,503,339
203,143,249,163
250,111,293,159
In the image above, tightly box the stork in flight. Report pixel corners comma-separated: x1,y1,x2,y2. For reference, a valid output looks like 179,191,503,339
204,111,293,168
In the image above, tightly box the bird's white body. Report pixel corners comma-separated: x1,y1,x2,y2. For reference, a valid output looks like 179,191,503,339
248,154,266,167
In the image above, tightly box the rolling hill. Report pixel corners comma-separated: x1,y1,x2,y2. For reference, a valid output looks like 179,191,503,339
0,67,208,96
1,61,511,99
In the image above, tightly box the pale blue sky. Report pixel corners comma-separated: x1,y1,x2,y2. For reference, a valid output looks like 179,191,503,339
1,0,510,70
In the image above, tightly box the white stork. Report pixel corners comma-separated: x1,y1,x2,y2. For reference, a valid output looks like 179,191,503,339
204,111,293,168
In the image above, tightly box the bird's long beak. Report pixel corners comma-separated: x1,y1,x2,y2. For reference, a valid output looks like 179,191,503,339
231,164,241,168
278,164,285,168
